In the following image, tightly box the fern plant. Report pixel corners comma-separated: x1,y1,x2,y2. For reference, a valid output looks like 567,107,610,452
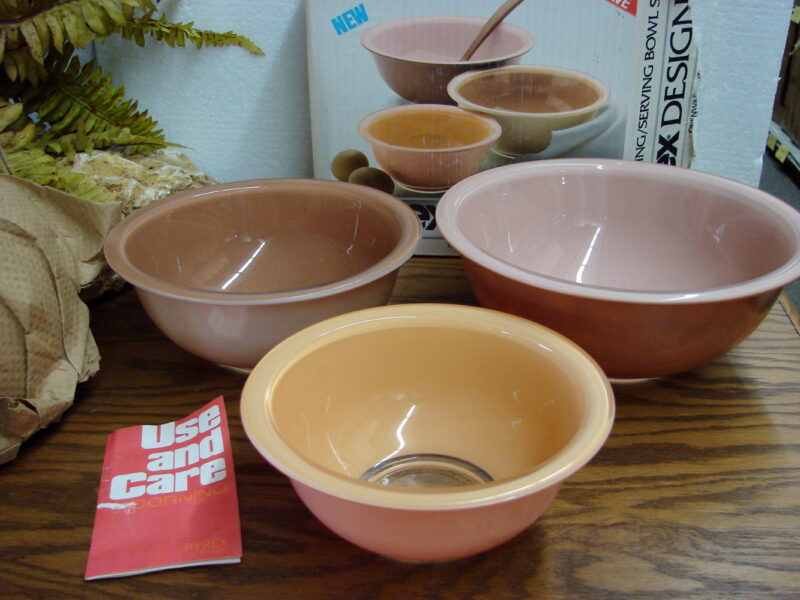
0,0,263,202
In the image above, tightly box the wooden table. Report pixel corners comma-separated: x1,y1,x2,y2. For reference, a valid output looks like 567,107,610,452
2,257,799,600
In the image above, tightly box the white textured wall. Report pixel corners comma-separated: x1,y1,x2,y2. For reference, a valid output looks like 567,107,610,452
95,0,791,187
95,0,312,182
691,0,794,185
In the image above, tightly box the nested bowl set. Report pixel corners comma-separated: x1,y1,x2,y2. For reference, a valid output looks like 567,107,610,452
357,15,611,192
104,158,800,561
102,13,800,565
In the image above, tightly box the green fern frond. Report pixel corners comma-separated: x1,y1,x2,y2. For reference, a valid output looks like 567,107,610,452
0,101,108,201
0,146,114,203
0,147,56,180
0,99,24,130
0,0,153,82
116,12,265,55
0,1,152,57
0,121,36,151
24,55,168,154
2,45,48,84
41,122,178,157
53,165,116,203
0,1,263,202
184,28,264,55
0,1,261,78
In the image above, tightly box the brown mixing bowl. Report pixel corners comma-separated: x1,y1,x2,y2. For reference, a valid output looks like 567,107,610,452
104,179,421,372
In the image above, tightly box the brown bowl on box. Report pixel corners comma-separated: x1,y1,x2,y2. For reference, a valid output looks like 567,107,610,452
360,15,534,104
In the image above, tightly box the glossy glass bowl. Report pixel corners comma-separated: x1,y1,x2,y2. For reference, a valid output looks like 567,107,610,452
103,179,421,371
241,303,614,561
437,159,800,378
361,15,534,104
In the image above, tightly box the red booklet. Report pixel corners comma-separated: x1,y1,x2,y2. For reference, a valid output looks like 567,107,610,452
85,396,242,580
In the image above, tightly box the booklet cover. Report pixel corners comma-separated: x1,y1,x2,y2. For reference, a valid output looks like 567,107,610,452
305,0,697,254
85,396,242,580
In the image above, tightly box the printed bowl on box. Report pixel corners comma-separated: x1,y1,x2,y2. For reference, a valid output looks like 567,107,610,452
357,104,501,191
448,64,611,155
360,15,534,104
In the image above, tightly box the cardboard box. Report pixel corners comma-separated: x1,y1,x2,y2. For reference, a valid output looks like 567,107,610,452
306,0,697,254
773,3,800,145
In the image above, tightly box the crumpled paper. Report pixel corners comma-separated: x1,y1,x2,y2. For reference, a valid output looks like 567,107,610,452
0,175,122,464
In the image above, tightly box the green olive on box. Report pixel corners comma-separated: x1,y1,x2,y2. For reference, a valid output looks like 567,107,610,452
348,166,395,195
331,149,369,181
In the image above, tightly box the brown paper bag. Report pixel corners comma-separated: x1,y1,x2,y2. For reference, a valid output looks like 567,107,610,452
0,175,122,463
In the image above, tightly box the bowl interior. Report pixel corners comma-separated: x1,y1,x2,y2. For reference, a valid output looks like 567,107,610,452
120,183,405,294
363,107,497,150
450,163,799,292
269,321,590,487
362,16,531,63
453,68,605,115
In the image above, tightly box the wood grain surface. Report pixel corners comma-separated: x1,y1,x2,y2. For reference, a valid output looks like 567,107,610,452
2,256,799,600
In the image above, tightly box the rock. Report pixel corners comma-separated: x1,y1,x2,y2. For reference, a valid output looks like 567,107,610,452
59,149,217,300
64,148,216,215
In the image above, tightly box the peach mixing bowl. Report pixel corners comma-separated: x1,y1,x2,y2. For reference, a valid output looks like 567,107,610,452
448,65,611,155
103,179,421,372
360,15,534,104
241,303,615,562
436,159,800,379
357,104,501,191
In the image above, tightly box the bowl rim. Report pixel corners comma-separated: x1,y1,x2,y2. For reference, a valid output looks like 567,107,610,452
357,104,503,154
103,178,422,305
360,15,535,66
240,303,615,511
436,159,800,304
447,64,612,119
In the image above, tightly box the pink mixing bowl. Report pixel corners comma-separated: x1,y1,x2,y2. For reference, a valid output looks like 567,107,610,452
241,303,614,561
103,179,421,372
436,159,800,378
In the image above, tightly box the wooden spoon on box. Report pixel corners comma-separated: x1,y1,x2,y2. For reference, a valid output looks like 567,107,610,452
460,0,527,62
